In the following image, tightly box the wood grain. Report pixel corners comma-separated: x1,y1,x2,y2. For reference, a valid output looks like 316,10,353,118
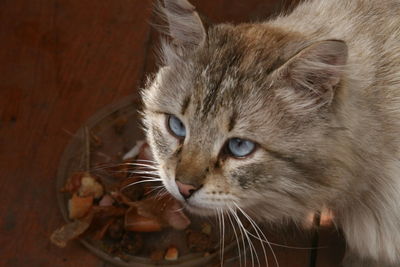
0,0,153,266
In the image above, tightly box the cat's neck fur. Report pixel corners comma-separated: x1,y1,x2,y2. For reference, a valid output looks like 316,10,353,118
270,0,400,264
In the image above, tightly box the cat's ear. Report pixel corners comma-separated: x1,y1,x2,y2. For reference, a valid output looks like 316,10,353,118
274,40,348,111
161,0,206,50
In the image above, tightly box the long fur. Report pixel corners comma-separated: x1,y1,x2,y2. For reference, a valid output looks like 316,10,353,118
142,0,400,266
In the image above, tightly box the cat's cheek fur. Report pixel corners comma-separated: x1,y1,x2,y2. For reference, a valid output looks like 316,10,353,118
144,113,178,160
158,161,184,202
143,114,184,202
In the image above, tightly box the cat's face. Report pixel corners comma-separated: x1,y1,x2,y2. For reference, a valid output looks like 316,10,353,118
142,0,347,222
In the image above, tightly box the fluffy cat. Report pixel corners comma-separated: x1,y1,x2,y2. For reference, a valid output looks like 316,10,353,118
141,0,400,266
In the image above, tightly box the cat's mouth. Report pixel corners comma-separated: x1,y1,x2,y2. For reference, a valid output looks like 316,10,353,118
166,186,217,216
161,173,224,216
164,183,219,215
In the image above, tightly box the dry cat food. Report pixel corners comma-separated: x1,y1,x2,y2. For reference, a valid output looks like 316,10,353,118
51,141,217,262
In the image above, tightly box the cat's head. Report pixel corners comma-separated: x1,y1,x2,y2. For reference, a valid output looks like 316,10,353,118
142,0,348,222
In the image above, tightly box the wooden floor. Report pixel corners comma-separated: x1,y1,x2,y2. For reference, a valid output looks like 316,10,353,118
0,0,345,266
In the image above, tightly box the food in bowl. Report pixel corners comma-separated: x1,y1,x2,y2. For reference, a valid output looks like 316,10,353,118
51,141,219,262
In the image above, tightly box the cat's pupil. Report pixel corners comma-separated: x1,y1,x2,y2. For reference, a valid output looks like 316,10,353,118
168,115,186,138
227,138,255,158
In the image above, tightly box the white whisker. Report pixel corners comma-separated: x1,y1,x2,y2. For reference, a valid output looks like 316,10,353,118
214,209,223,266
133,159,157,163
218,209,223,266
233,203,270,267
234,203,279,267
229,206,248,267
144,184,165,195
221,208,226,267
154,188,169,200
126,176,161,181
121,179,163,190
89,161,158,172
127,171,161,176
172,206,185,212
121,163,158,169
230,207,256,267
227,210,242,267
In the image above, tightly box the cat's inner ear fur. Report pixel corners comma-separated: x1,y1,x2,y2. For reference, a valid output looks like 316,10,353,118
161,0,206,51
274,40,348,111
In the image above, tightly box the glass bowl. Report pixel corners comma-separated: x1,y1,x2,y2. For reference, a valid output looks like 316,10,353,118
56,96,236,266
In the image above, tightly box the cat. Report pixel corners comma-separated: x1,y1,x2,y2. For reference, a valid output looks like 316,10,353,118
141,0,400,266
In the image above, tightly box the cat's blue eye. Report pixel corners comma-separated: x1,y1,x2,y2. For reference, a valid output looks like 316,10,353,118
227,138,256,158
167,115,186,138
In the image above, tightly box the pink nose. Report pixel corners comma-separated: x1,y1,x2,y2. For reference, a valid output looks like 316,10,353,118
176,181,197,199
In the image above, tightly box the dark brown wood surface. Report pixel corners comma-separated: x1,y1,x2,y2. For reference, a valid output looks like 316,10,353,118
0,0,343,266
